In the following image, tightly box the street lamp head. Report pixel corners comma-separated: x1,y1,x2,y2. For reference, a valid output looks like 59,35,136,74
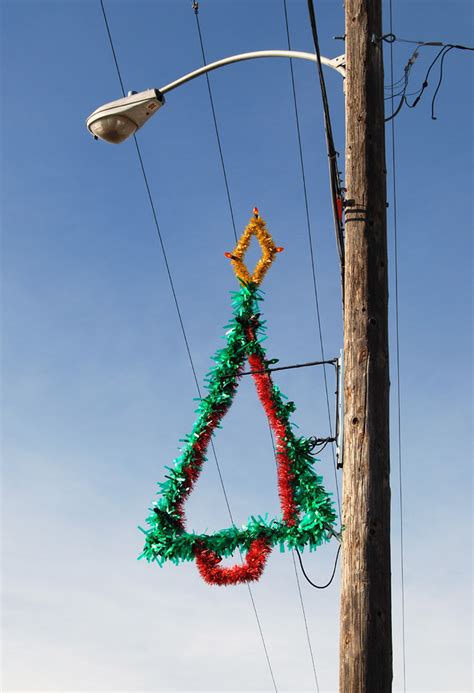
86,88,165,143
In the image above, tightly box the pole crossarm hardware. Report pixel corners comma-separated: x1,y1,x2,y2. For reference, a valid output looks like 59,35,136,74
86,50,345,143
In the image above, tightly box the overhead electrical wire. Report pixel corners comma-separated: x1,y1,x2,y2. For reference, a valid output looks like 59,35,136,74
98,3,277,691
291,551,321,690
283,0,341,523
192,1,238,243
388,3,407,691
267,426,321,692
189,6,278,689
189,3,333,689
380,33,474,51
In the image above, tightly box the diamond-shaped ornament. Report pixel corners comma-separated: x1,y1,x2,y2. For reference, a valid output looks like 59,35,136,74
225,208,283,285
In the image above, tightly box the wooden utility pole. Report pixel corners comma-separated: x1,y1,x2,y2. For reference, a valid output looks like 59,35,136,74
339,0,392,691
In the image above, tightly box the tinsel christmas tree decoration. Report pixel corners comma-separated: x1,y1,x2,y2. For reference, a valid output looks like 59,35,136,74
139,209,338,585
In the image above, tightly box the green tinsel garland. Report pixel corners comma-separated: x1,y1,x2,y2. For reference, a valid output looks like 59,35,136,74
139,282,338,567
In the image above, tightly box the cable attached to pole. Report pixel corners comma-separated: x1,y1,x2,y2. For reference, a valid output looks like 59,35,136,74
295,545,341,589
306,0,345,293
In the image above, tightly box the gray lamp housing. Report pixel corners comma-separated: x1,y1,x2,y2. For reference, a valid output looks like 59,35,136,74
86,89,165,143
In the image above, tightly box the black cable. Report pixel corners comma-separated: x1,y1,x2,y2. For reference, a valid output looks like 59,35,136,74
310,439,331,456
295,544,341,589
384,74,409,90
241,357,338,377
98,4,276,689
297,0,341,519
99,0,125,97
404,45,448,109
306,0,345,291
431,46,454,119
193,4,238,243
384,85,411,101
386,40,471,122
384,47,418,122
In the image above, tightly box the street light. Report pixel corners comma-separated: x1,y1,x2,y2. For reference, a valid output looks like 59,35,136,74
86,49,345,143
87,89,165,143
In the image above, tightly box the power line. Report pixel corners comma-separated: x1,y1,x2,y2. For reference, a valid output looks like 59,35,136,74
99,0,200,396
192,2,238,243
291,551,321,692
388,2,407,690
98,3,277,690
191,4,334,689
267,423,320,692
284,0,341,521
380,33,474,51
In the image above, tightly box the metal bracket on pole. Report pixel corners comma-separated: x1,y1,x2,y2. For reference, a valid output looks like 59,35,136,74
327,53,346,73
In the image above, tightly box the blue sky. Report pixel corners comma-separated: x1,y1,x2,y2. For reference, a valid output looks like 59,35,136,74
1,1,472,691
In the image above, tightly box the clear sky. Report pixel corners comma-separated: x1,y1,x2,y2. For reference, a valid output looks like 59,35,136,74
1,1,472,692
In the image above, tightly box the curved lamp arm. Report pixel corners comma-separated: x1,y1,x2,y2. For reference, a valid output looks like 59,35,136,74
86,49,345,143
160,49,345,94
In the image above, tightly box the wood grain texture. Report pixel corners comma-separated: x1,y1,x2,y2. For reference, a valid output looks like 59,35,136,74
339,0,393,690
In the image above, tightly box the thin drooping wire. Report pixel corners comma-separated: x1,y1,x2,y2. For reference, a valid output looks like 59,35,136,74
269,422,341,593
134,136,238,536
306,0,345,293
430,46,454,119
98,4,276,689
310,439,331,456
284,0,341,521
294,545,340,590
388,4,407,690
193,2,237,243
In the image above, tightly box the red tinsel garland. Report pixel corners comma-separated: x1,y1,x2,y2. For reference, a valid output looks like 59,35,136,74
247,349,298,526
169,325,299,585
195,537,272,585
175,370,244,529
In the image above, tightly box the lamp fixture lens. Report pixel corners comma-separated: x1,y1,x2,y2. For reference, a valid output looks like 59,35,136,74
89,115,137,144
